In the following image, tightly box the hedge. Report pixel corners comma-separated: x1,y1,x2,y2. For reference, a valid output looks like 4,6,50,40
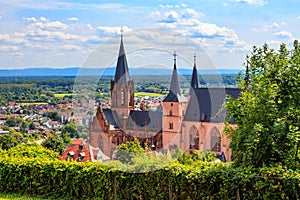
0,157,299,199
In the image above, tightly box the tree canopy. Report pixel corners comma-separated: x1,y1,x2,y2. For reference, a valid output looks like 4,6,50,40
225,41,300,168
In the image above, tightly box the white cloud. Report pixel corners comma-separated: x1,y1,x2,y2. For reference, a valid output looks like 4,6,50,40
97,26,131,36
180,3,187,8
153,8,251,54
182,8,204,19
39,17,47,22
68,17,79,21
274,31,292,38
0,45,20,52
23,17,38,22
159,11,179,23
235,0,267,6
270,22,279,28
158,4,188,9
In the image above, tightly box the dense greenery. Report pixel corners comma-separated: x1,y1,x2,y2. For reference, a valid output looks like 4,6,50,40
0,156,298,199
114,137,147,164
42,135,69,155
225,41,300,169
5,144,59,160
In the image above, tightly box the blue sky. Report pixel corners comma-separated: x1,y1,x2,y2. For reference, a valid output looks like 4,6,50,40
0,0,299,69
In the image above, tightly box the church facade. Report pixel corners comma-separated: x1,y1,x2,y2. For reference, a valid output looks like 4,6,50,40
89,34,239,161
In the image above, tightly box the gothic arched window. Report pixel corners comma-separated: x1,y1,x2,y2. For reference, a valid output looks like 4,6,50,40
114,91,117,106
98,135,104,150
211,127,221,152
169,110,172,116
169,122,173,130
121,88,125,106
189,126,199,150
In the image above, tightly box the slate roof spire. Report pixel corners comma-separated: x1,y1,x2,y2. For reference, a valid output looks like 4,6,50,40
190,53,199,89
163,51,186,102
114,27,130,83
244,59,250,88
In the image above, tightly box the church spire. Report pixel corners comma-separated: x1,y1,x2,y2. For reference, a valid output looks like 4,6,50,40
244,58,250,88
114,27,130,83
163,51,186,102
190,53,199,89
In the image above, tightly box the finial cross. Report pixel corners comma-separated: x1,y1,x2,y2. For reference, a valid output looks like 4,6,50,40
173,51,177,60
120,27,124,37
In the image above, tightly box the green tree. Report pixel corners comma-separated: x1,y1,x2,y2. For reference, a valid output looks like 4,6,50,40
42,135,68,155
114,137,145,164
19,121,28,133
6,143,59,160
61,122,77,138
0,132,24,150
5,116,22,127
29,122,36,130
225,41,300,168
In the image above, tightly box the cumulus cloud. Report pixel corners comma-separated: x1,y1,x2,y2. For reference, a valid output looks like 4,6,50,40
158,4,188,9
68,17,79,21
274,31,292,38
97,26,131,36
153,7,250,54
235,0,267,6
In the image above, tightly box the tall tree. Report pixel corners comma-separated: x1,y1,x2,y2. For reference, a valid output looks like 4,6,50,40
225,41,300,168
42,135,67,155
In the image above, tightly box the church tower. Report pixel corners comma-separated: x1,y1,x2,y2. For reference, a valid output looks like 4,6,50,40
190,53,199,90
110,29,134,119
162,52,187,150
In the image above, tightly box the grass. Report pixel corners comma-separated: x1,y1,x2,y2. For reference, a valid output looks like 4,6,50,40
134,92,165,98
0,193,46,200
53,93,74,98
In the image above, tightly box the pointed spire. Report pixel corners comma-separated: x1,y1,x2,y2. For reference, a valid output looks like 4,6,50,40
173,51,177,70
244,58,249,87
114,27,130,83
190,53,199,89
163,51,186,102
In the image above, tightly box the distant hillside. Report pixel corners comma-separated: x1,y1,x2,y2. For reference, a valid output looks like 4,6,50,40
0,67,241,77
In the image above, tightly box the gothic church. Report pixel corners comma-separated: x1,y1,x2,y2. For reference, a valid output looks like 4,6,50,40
89,33,239,161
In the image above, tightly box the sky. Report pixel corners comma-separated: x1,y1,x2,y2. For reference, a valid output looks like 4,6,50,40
0,0,300,70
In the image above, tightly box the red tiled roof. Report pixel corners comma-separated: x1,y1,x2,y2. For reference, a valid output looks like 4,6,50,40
59,144,91,162
42,132,51,136
71,138,83,145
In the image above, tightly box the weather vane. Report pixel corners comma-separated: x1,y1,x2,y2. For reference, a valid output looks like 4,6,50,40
120,27,124,37
173,51,177,61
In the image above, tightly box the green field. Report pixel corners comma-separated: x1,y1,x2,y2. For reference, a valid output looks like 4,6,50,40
134,92,165,98
19,102,48,106
53,93,74,98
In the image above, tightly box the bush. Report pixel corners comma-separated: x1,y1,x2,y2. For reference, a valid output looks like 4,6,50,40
0,158,298,199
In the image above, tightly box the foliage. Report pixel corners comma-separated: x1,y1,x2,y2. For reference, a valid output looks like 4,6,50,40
61,122,77,138
225,41,300,168
175,149,217,165
29,122,36,130
19,121,28,133
0,132,24,150
5,117,22,127
5,144,59,160
114,137,145,164
0,157,298,199
0,192,49,200
45,111,60,121
42,135,68,155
